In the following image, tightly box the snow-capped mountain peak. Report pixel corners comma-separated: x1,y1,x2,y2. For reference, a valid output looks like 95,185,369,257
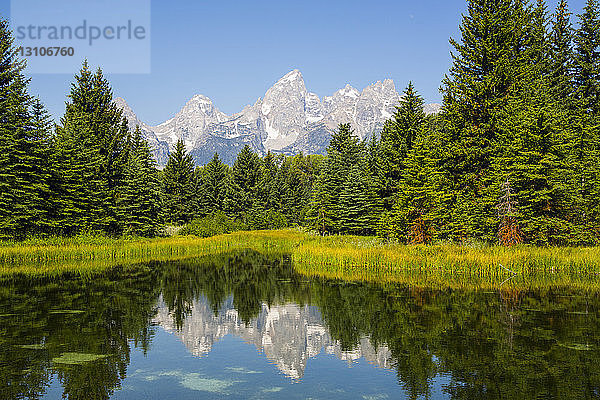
120,70,442,166
336,84,360,99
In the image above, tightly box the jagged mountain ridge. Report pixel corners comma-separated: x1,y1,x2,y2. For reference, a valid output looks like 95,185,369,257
115,70,441,166
153,296,393,380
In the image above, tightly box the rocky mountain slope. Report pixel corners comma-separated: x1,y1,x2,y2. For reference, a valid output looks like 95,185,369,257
116,70,441,166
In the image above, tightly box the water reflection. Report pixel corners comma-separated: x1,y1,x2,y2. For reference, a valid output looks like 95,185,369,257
1,250,599,399
154,297,393,379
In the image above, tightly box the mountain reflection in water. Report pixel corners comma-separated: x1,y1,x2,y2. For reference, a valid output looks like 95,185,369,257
1,249,599,399
154,297,393,379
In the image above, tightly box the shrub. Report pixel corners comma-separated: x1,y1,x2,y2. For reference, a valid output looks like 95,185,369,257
179,212,247,237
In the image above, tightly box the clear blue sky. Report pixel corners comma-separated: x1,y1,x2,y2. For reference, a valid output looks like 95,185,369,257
0,0,587,125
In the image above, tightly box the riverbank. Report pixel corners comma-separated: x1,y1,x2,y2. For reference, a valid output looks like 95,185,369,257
1,229,600,289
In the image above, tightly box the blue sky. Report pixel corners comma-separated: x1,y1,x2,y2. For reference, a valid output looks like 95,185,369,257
0,0,588,125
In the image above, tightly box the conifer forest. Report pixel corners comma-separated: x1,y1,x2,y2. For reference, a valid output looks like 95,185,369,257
2,0,600,247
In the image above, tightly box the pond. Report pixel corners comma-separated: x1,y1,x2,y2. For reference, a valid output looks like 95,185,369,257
1,250,599,399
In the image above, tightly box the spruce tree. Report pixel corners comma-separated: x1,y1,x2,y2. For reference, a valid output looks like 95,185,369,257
570,0,600,242
307,123,362,233
0,18,53,239
549,0,574,101
25,99,54,233
200,153,229,215
224,145,261,218
491,83,572,245
380,126,441,243
253,152,278,211
338,164,381,235
429,0,542,241
307,170,336,235
117,126,162,237
377,82,425,210
573,0,600,114
278,153,323,225
54,62,130,235
162,139,195,224
532,0,550,71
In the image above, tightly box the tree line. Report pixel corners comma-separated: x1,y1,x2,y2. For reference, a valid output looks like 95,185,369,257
1,0,600,245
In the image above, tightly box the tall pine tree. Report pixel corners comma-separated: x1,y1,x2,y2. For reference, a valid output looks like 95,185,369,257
573,0,600,114
54,62,129,235
200,153,229,215
224,145,261,218
549,0,574,101
0,18,54,239
307,123,362,234
162,139,195,224
117,126,163,236
377,82,425,211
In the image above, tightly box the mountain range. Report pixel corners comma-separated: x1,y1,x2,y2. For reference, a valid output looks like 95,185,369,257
115,70,441,166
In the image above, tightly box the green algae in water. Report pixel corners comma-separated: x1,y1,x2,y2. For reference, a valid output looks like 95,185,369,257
559,343,593,351
52,352,108,365
49,310,85,314
18,344,46,350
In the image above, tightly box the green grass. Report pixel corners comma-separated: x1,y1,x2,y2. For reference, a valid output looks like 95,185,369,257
1,229,600,289
0,230,302,276
292,234,600,289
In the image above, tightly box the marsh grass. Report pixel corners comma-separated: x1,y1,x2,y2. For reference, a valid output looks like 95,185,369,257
0,230,302,277
1,229,600,289
292,234,600,289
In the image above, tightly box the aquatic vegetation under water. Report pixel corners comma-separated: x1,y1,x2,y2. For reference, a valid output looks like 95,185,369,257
51,352,109,365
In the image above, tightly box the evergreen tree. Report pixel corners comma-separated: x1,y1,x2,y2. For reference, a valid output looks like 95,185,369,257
224,145,261,217
338,164,381,235
549,0,574,101
490,83,573,245
162,139,195,224
277,153,323,225
117,126,162,236
566,105,600,244
307,124,362,233
200,153,229,215
256,151,281,211
54,62,129,235
573,0,600,114
0,18,53,239
307,170,337,235
377,82,425,210
532,0,550,71
25,99,54,233
422,0,543,241
380,126,441,243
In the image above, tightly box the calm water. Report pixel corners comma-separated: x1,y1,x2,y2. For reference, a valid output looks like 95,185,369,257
1,250,599,399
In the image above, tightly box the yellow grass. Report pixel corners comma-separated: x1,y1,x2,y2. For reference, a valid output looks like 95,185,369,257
1,229,600,289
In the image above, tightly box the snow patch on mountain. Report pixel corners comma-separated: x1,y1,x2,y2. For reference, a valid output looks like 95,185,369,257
119,70,442,166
